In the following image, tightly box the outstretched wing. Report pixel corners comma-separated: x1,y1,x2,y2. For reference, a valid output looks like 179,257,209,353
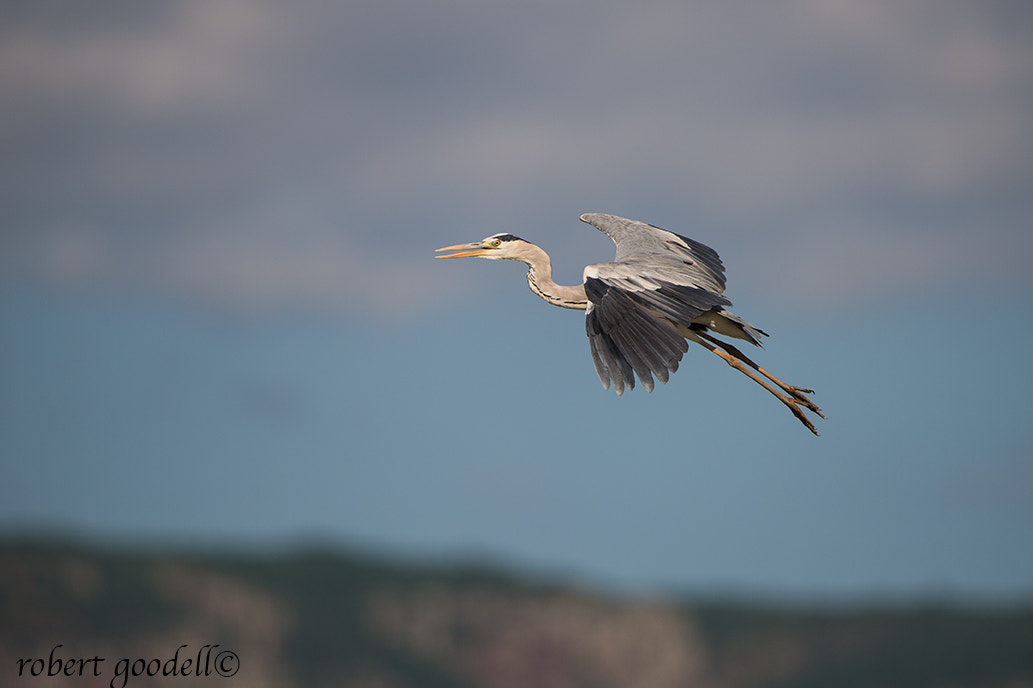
580,213,727,294
579,213,733,395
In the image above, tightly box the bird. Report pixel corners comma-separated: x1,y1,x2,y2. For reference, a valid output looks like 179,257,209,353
436,213,825,435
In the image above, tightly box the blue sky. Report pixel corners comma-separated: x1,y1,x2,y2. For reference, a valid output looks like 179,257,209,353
2,0,1032,601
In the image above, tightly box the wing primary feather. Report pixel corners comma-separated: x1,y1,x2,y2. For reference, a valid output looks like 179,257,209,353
609,324,656,392
585,277,690,396
579,214,770,394
588,334,612,391
587,313,630,395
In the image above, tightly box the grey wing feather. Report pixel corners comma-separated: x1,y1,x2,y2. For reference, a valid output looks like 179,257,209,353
584,265,730,394
580,213,727,294
579,213,741,395
585,279,688,395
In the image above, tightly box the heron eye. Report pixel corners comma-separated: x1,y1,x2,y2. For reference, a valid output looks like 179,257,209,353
491,239,501,247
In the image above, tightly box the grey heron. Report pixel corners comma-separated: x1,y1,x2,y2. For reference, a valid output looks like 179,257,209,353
437,213,824,435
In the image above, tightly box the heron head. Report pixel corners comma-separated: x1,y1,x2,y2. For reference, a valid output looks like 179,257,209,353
435,233,530,261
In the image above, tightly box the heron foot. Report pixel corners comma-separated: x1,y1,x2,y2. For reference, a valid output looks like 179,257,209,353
785,386,825,420
785,399,820,436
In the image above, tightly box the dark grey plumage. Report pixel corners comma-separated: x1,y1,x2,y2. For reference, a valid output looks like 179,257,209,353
579,213,764,395
584,279,688,395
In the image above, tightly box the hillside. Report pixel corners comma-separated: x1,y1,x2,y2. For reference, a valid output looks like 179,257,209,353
2,537,1032,688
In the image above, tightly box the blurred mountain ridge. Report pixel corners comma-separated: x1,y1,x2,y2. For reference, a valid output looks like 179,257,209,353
3,536,1032,688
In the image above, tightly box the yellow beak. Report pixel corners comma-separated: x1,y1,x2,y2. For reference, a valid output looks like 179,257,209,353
435,242,490,259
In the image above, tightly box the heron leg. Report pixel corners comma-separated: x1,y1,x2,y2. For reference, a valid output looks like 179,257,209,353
695,332,825,420
683,333,821,435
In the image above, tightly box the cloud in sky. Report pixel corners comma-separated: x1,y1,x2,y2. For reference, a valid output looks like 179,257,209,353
2,0,1031,313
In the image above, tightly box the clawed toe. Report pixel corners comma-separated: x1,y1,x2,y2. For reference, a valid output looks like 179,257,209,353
787,388,825,419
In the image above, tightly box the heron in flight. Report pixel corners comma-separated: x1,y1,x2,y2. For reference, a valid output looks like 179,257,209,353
437,213,824,435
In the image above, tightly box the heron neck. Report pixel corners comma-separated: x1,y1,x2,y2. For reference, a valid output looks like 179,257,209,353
524,244,588,311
